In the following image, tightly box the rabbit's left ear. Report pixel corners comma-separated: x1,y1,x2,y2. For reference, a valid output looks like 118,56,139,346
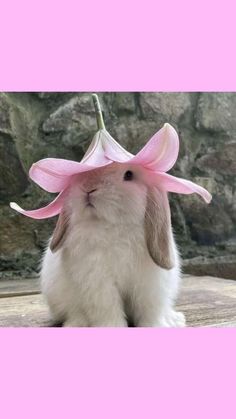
50,208,70,252
144,187,175,270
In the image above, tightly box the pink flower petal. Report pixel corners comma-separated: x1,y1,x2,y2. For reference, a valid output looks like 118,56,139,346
81,130,113,165
29,132,112,193
147,171,212,203
10,122,212,221
29,157,105,193
131,123,179,171
10,189,68,219
102,130,134,162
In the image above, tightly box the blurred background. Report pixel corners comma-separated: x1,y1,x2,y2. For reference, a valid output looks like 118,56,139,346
0,93,235,279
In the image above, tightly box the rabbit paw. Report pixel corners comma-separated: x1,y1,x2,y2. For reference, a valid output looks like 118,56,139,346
63,316,88,327
159,310,186,327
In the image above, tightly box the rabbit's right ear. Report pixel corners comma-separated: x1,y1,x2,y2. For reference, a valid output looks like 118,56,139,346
144,187,175,270
50,208,70,253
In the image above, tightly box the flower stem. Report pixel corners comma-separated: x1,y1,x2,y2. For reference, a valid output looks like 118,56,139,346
92,94,105,130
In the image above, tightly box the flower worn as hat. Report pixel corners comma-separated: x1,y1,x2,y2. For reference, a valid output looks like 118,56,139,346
10,94,212,219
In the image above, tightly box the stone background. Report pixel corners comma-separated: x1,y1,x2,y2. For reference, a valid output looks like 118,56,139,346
0,93,235,278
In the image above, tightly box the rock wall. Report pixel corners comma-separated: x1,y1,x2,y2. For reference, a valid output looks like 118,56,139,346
0,93,235,278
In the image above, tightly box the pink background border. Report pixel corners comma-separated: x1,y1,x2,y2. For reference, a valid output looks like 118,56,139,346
1,1,236,418
1,329,236,418
1,0,236,91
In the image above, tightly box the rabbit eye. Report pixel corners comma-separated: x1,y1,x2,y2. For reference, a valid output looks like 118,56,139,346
124,170,133,181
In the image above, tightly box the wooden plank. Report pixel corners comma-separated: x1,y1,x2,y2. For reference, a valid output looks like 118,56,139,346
177,275,236,327
0,277,40,298
0,275,235,327
0,294,50,327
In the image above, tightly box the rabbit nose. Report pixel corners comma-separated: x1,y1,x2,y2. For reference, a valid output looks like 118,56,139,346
87,188,97,195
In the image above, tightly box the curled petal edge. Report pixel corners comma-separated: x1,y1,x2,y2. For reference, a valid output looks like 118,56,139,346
146,171,212,204
29,159,98,193
131,123,179,172
9,189,68,219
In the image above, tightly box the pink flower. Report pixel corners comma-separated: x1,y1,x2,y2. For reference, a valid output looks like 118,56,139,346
10,123,212,219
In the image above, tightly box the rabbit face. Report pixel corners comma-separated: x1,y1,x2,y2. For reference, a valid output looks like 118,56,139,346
50,162,175,270
67,163,148,226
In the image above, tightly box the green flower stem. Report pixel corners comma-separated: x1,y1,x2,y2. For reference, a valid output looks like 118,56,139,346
92,93,105,130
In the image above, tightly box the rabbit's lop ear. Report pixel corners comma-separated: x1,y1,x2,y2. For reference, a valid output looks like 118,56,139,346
50,208,70,253
145,187,175,270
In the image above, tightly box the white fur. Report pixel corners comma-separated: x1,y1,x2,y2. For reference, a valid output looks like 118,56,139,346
41,164,186,327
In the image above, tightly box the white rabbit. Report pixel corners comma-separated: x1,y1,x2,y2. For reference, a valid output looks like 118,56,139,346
41,162,186,327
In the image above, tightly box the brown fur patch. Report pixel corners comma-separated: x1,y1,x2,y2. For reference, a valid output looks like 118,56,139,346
50,209,70,252
145,187,175,270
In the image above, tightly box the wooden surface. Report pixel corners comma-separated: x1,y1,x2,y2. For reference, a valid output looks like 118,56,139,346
0,275,235,327
0,278,40,298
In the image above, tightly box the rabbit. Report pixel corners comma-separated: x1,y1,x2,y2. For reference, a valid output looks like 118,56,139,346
40,162,186,327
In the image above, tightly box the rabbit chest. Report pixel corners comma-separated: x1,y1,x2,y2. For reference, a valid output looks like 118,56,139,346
60,219,149,295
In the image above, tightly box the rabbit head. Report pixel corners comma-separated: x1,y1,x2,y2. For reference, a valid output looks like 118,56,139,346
50,163,175,269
